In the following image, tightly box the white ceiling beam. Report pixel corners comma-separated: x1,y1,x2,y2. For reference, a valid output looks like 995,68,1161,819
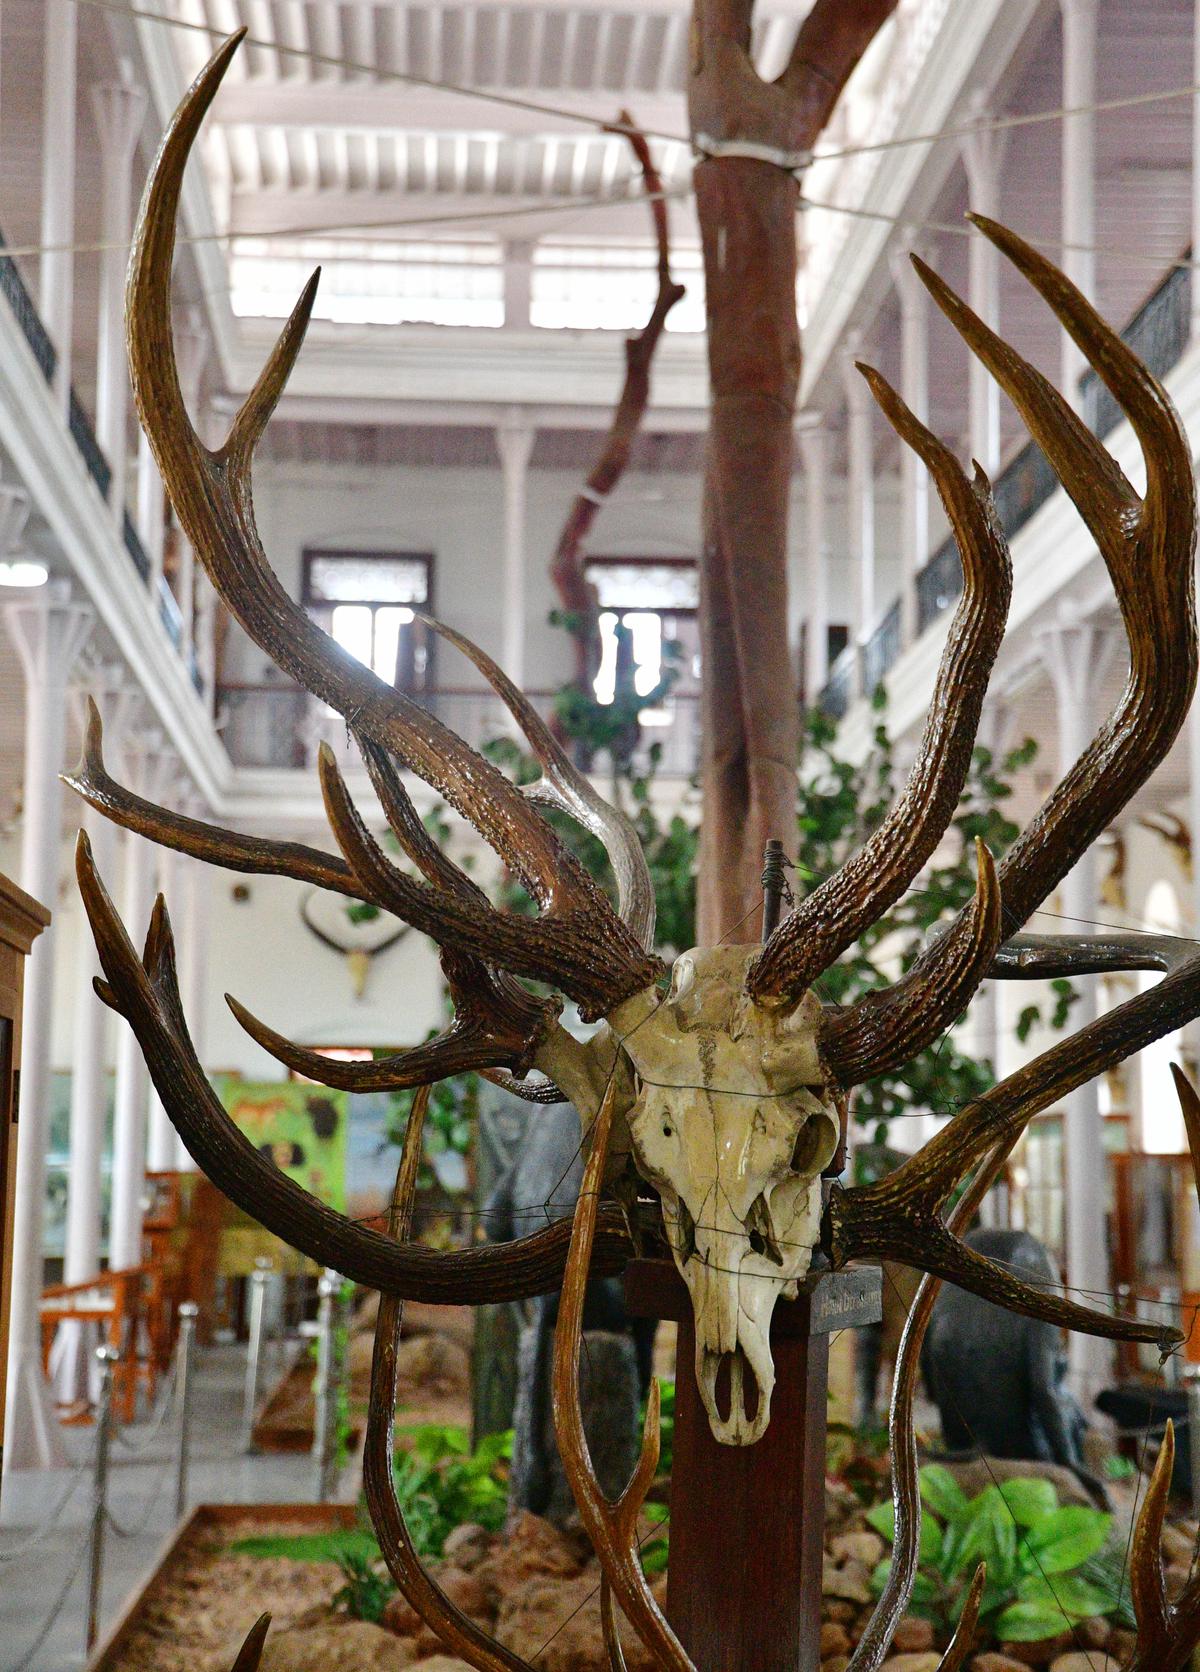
210,80,687,142
228,187,697,242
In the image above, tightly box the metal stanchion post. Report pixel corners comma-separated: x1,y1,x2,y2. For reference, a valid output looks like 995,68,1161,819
312,1268,340,1503
86,1345,118,1654
241,1257,272,1453
175,1302,198,1521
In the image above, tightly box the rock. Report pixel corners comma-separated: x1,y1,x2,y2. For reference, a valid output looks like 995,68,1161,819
257,1619,418,1670
822,1659,851,1672
475,1511,582,1607
879,1656,942,1672
825,1600,856,1622
407,1660,480,1672
1048,1656,1119,1672
395,1333,471,1394
441,1523,492,1573
380,1593,423,1638
434,1569,493,1625
892,1616,934,1653
820,1621,852,1657
822,1558,872,1604
1106,1628,1136,1663
970,1655,1030,1672
830,1531,885,1568
494,1570,657,1671
1000,1635,1072,1667
1075,1617,1110,1650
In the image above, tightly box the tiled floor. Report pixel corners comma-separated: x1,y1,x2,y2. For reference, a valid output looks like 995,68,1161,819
0,1341,349,1672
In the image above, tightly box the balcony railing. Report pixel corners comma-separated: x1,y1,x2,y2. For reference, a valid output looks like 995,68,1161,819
0,231,56,384
68,389,112,502
123,509,150,582
217,681,702,781
821,255,1194,718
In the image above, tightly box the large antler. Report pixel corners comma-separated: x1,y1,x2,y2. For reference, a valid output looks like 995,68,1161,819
552,1080,695,1671
75,832,632,1302
749,367,1012,1008
826,950,1200,1351
125,29,663,1025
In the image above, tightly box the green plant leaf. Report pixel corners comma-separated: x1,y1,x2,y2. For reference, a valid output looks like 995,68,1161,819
996,1477,1059,1527
995,1598,1076,1641
1014,1571,1113,1620
1023,1507,1111,1573
918,1465,970,1526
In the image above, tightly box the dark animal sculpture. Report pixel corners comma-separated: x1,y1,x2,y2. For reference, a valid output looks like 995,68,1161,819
923,1228,1086,1470
483,1101,656,1521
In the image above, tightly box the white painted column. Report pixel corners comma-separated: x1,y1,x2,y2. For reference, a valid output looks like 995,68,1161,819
961,102,1008,473
1039,621,1119,1401
39,0,78,415
1192,0,1200,342
175,820,211,1172
503,239,534,329
1060,0,1098,405
797,415,830,701
53,674,134,1406
137,430,166,600
3,582,93,1471
496,410,535,685
107,733,169,1275
92,72,147,522
841,340,875,662
889,234,931,646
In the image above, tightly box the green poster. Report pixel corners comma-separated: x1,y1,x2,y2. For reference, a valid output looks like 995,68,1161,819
217,1078,349,1213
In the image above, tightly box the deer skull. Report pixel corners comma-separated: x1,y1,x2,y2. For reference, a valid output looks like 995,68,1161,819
611,947,840,1444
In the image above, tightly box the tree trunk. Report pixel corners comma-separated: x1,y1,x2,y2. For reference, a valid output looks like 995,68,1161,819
689,0,900,943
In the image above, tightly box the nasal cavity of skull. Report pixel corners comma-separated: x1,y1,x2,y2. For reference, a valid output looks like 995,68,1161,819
713,1346,760,1428
790,1112,826,1177
747,1193,783,1266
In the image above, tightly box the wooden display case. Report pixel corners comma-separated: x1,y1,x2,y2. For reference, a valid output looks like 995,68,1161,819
0,871,49,1473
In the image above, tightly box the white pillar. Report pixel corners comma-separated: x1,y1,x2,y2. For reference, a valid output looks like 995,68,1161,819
1060,0,1098,406
92,72,147,521
889,234,930,646
146,816,183,1174
137,429,165,595
53,674,134,1407
961,103,1008,473
2,582,92,1471
176,823,211,1172
1192,0,1200,342
841,340,875,657
1039,621,1119,1402
797,416,830,700
39,0,78,415
107,734,169,1274
503,239,533,329
496,411,535,685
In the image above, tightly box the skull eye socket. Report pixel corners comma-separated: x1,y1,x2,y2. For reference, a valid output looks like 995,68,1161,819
790,1115,825,1177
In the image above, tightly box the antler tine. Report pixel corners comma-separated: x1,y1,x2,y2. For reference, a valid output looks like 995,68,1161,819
362,1089,537,1672
318,740,661,1018
827,951,1200,1352
420,616,657,949
748,362,1011,1004
552,1081,695,1672
129,34,660,1023
357,735,488,902
75,830,632,1301
64,697,364,900
227,1615,272,1672
990,931,1200,980
914,223,1196,942
1123,1419,1200,1669
935,1566,986,1672
821,838,1002,1086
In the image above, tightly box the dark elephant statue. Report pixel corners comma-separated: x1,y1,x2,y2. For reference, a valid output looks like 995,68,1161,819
922,1227,1088,1470
483,1100,657,1521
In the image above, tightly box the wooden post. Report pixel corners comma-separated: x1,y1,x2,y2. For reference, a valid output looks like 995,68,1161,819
625,1259,880,1671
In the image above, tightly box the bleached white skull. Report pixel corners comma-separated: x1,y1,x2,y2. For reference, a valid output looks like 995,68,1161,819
610,947,841,1445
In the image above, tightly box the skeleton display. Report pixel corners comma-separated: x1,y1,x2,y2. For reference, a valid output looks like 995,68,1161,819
69,29,1200,1670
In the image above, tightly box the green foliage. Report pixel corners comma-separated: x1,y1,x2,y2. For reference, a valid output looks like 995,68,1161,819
386,1073,477,1193
333,1547,396,1623
391,1423,512,1559
867,1464,1119,1643
230,1529,380,1564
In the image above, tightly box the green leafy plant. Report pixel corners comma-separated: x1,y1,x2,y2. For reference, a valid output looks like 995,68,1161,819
868,1464,1117,1643
391,1423,512,1559
333,1547,396,1623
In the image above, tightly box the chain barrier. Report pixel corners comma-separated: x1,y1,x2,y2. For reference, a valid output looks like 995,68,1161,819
0,1430,98,1564
9,1501,97,1672
112,1352,181,1456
